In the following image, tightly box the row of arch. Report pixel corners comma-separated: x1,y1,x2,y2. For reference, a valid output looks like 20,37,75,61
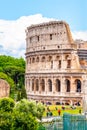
28,78,81,93
27,54,71,63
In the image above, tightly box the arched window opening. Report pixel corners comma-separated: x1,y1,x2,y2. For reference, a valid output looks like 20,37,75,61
41,56,45,62
50,34,52,40
66,79,70,92
41,79,45,91
65,55,69,60
32,79,34,91
75,79,81,92
32,57,35,63
37,36,39,41
56,102,61,105
36,79,39,91
56,79,61,92
48,79,52,92
30,58,31,64
67,60,71,68
48,56,52,62
56,55,60,61
36,57,39,62
59,60,61,68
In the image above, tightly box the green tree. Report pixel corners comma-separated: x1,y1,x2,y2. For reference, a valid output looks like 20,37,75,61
20,86,27,99
36,102,45,120
0,98,45,130
0,72,14,87
0,98,15,130
3,65,25,87
0,97,15,112
13,111,38,130
13,99,39,130
0,55,25,99
14,99,45,120
0,112,13,130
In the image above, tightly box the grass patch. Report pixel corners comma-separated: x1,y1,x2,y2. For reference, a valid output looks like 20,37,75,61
43,105,83,117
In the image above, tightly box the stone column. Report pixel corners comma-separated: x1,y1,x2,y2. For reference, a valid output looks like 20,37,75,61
61,76,65,93
70,77,73,93
34,79,36,93
27,79,30,92
30,79,32,92
52,78,56,94
39,78,42,94
45,78,48,94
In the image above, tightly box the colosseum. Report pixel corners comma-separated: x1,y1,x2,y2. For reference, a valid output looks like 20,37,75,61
25,21,87,105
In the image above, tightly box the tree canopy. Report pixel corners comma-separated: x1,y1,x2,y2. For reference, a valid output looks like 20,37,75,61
0,55,26,100
0,98,45,130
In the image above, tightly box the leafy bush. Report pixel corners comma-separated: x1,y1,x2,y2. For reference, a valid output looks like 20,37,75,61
0,97,15,112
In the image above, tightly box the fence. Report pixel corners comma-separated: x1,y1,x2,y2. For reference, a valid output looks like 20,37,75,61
42,114,87,130
63,113,87,130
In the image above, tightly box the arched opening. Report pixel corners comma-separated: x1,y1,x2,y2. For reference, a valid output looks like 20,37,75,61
65,55,69,60
36,57,39,62
32,79,34,91
30,58,31,64
65,79,70,92
75,79,81,92
56,79,61,92
67,60,71,68
32,57,35,63
65,55,71,68
50,34,52,40
48,56,52,62
46,102,52,105
59,60,61,68
56,55,60,61
36,79,39,91
41,79,45,92
56,102,61,105
41,56,45,62
48,79,52,92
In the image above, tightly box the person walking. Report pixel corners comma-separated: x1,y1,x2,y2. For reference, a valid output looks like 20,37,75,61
58,109,61,116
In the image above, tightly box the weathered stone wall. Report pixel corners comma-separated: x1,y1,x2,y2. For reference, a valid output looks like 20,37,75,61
25,21,87,105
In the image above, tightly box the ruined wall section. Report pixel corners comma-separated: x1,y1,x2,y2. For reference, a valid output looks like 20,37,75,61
0,79,10,98
25,21,81,73
26,21,74,53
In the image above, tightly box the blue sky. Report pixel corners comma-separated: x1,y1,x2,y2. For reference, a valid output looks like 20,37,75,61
0,0,87,57
0,0,87,31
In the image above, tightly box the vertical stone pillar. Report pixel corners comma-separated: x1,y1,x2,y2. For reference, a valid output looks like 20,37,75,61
27,79,29,92
39,78,42,94
52,78,56,94
30,78,32,92
26,78,28,92
45,78,48,94
25,77,27,90
60,76,65,94
34,79,36,93
70,77,75,93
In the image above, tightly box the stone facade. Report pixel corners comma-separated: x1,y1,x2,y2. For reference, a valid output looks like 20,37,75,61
0,79,10,98
25,21,87,105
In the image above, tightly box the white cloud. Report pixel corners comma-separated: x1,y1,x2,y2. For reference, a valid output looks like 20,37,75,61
0,14,54,58
72,31,87,41
0,14,87,58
